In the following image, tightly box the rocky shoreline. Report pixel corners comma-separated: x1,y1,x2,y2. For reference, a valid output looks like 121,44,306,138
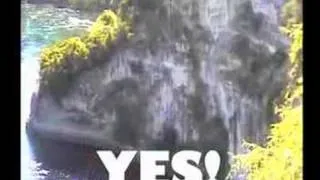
24,0,117,13
25,0,69,8
26,118,136,150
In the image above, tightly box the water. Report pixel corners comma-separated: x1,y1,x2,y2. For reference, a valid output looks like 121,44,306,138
21,3,108,180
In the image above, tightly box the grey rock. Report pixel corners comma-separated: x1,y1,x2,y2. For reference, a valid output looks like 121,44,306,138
29,0,289,179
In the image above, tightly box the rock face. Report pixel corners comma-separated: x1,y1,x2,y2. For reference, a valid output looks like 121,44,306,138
28,0,288,179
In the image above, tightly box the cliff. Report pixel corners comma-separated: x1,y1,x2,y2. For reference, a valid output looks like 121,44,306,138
27,0,288,179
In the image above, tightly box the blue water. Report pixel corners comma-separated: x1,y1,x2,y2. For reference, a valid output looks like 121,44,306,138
21,3,108,180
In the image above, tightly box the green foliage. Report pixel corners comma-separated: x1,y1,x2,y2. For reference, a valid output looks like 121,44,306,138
40,37,89,71
278,23,303,109
40,37,89,96
85,10,123,47
230,105,302,180
228,1,303,179
39,7,132,96
281,0,302,26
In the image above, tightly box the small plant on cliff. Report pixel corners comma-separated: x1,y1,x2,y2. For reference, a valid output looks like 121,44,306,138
228,5,303,179
281,0,302,26
85,10,123,47
40,37,89,71
40,36,90,96
39,6,132,97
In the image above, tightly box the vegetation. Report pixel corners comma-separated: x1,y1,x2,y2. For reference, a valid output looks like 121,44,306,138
281,0,302,26
39,7,132,96
228,0,303,179
85,9,124,47
40,37,89,71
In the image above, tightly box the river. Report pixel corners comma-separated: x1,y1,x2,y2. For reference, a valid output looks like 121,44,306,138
21,3,110,180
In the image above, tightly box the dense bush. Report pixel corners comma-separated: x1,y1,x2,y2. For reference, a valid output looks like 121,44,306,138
85,9,123,47
40,37,89,71
230,103,302,179
39,8,132,96
228,0,303,178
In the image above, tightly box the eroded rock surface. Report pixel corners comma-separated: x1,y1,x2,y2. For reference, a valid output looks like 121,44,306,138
28,0,288,179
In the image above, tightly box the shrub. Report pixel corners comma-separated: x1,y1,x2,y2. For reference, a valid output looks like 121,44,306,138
85,10,123,47
40,37,89,96
229,103,302,180
40,37,89,71
281,0,302,26
39,6,132,97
